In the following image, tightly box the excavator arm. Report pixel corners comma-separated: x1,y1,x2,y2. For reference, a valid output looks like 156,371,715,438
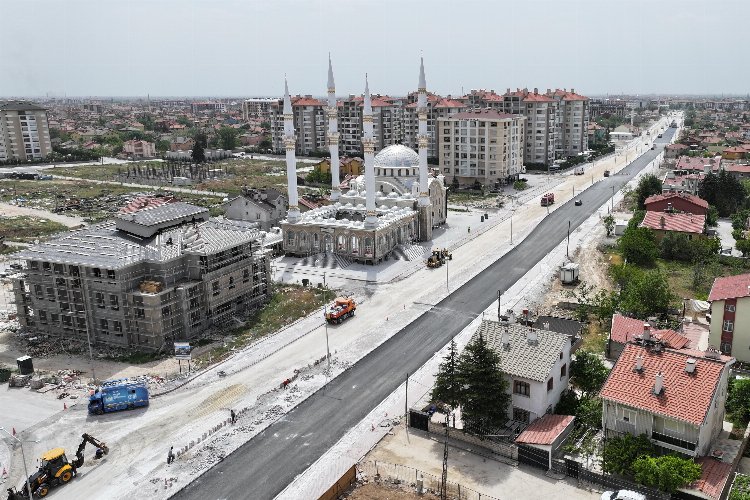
72,433,109,469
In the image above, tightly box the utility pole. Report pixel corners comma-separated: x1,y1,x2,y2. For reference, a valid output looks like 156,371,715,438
612,185,615,212
566,220,571,259
441,412,449,500
497,290,502,320
405,372,409,426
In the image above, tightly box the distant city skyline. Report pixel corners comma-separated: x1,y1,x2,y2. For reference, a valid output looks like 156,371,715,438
0,0,745,97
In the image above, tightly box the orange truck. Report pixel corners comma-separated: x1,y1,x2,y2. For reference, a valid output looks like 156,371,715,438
541,193,555,207
325,297,357,324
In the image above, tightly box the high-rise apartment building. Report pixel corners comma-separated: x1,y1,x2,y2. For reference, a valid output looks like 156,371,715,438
269,95,327,155
502,89,558,166
0,101,53,162
548,89,590,158
403,93,466,160
438,109,525,187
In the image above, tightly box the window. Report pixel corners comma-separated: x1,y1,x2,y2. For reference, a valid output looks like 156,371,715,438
39,310,47,323
512,407,530,423
513,380,530,397
621,408,636,424
725,304,736,312
53,263,64,275
93,268,101,278
560,363,567,379
95,292,105,308
723,320,734,332
663,418,681,433
547,378,554,392
100,319,109,330
721,342,732,355
34,284,43,297
42,262,51,272
229,277,235,289
107,270,116,280
110,295,119,310
113,320,122,332
212,281,220,296
46,287,55,301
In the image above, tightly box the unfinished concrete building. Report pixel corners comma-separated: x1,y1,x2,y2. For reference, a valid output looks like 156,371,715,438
12,203,270,352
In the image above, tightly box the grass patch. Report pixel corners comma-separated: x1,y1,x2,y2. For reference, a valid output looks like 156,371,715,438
104,350,167,365
0,179,223,223
580,320,607,354
0,216,69,242
55,163,163,181
0,245,22,254
448,191,496,204
196,285,333,363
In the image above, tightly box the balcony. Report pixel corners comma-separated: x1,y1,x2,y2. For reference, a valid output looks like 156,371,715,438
651,430,697,452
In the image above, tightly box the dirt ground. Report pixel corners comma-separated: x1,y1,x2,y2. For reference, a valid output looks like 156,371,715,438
343,482,440,500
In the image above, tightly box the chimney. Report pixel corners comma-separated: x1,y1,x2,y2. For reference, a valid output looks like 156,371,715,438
571,88,575,94
685,358,696,373
653,371,664,395
534,88,538,94
635,355,644,371
546,88,551,95
643,324,651,341
506,88,511,94
527,327,537,344
501,327,509,347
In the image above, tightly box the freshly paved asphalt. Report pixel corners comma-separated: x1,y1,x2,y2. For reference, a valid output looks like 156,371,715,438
176,129,675,500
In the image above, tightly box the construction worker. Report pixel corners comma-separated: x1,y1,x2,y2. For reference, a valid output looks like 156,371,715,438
230,409,236,425
167,446,174,465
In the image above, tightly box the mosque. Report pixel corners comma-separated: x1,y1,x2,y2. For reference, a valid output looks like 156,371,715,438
280,58,447,264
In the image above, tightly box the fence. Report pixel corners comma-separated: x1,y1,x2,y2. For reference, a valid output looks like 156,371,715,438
549,459,670,500
358,460,500,500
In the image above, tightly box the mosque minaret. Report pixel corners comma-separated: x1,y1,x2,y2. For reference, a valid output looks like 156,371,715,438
283,78,301,223
326,55,341,201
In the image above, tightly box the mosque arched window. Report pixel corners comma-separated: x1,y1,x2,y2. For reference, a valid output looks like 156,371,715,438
286,231,295,245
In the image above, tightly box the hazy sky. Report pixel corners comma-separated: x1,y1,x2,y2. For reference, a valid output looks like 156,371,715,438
0,0,745,97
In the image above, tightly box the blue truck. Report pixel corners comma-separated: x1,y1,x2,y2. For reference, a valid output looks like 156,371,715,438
88,378,149,415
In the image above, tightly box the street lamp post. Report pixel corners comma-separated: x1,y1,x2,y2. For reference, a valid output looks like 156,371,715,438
0,427,34,499
566,221,571,259
445,256,449,292
612,185,615,212
510,211,513,245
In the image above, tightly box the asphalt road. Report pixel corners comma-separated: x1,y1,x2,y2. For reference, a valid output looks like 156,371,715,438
176,128,676,500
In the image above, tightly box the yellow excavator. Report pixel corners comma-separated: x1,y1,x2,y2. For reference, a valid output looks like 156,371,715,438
7,434,108,499
426,248,453,268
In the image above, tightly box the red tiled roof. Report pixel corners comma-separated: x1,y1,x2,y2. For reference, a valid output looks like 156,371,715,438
523,93,555,102
119,196,176,214
454,110,515,120
515,414,574,445
676,156,718,171
291,96,325,107
652,329,690,350
600,344,729,425
435,98,465,108
724,164,750,174
708,273,750,301
666,143,689,150
298,198,320,210
551,89,588,101
610,314,647,344
692,457,732,500
644,192,709,210
640,211,705,234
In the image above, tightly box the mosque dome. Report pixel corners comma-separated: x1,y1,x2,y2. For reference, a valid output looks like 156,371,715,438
374,144,419,168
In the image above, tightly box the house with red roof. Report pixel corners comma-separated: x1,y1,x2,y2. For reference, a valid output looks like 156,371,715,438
600,343,734,457
708,273,750,360
665,143,690,159
639,211,706,240
644,192,709,216
515,414,575,470
607,314,691,359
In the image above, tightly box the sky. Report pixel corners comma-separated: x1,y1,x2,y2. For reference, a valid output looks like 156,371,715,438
0,0,746,98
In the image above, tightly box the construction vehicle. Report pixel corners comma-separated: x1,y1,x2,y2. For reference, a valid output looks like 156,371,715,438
8,434,108,498
426,248,452,268
88,378,149,415
541,193,555,207
324,297,356,324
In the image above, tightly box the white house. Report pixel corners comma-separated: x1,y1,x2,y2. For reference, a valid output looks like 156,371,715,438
475,320,572,424
600,343,734,457
223,188,287,231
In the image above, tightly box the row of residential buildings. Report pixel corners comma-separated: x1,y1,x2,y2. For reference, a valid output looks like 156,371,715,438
0,101,53,162
270,87,590,168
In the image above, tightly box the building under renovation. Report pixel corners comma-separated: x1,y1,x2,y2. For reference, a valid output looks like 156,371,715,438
12,202,270,352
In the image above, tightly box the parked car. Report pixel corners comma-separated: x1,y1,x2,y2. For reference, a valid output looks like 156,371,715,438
575,199,583,206
601,491,646,500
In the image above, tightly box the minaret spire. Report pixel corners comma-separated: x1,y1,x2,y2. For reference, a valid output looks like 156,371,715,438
283,78,300,223
362,74,377,228
417,58,430,208
327,55,341,201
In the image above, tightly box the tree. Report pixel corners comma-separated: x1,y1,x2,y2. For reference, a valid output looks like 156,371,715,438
192,132,207,163
155,139,170,153
576,396,603,429
727,378,750,425
431,340,461,409
457,333,510,433
633,455,702,493
217,126,239,151
706,206,719,228
699,170,746,217
635,174,663,209
570,351,609,395
619,226,659,266
619,269,674,318
737,239,750,257
602,434,656,476
603,214,615,237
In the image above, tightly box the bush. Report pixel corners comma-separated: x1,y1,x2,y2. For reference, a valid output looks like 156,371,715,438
570,351,609,395
619,269,674,318
727,378,750,425
633,455,702,493
619,226,659,266
602,434,656,476
513,180,527,191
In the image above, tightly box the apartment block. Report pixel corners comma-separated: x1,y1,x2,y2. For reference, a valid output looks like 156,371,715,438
191,102,227,114
12,203,270,352
242,98,277,121
502,89,558,166
0,101,53,162
548,89,590,158
403,93,466,159
269,95,327,155
438,109,525,187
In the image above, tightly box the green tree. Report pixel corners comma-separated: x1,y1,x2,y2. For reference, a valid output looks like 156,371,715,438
733,209,750,231
620,269,674,318
554,390,580,416
217,126,239,150
619,226,659,266
635,174,663,209
576,396,603,429
431,340,461,409
602,433,656,476
513,180,527,191
457,333,510,433
699,170,746,217
192,140,205,164
738,239,750,257
569,351,609,395
633,455,702,493
603,214,615,237
729,474,750,500
155,139,170,153
727,378,750,425
706,206,719,227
